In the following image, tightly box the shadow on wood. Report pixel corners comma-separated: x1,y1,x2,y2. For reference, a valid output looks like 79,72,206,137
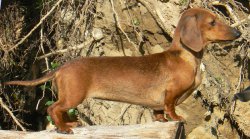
0,121,185,139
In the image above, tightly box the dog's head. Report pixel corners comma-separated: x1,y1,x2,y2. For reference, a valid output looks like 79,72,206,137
177,8,241,52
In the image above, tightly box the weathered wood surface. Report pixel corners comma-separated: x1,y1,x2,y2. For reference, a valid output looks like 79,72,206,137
0,121,185,139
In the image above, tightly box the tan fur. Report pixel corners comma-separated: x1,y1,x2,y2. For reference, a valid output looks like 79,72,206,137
4,8,241,134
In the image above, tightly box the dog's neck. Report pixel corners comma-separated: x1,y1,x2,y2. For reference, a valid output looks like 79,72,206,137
166,34,203,67
168,30,204,59
180,41,204,59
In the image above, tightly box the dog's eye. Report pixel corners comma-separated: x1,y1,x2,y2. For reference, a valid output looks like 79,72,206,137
210,20,216,26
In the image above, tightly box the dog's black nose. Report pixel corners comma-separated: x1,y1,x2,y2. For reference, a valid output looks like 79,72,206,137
233,28,241,38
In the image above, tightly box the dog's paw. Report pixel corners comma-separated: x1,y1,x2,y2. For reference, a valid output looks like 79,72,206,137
171,116,186,123
156,117,168,122
159,118,168,122
66,121,82,128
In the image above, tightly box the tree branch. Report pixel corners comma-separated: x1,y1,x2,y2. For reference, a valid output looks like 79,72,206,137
8,0,64,52
0,97,26,131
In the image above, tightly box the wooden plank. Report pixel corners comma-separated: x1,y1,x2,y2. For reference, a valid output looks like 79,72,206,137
0,122,185,139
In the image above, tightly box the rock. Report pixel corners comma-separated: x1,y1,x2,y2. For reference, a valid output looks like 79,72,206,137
149,45,165,54
56,38,65,50
77,99,152,126
141,12,161,34
92,28,104,41
154,33,167,44
60,8,76,24
103,47,132,56
232,101,250,136
187,126,216,139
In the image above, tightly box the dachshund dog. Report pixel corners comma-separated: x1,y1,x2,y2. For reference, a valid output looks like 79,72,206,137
3,8,241,134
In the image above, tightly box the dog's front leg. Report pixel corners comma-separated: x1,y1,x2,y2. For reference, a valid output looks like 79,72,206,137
164,93,185,122
164,103,184,121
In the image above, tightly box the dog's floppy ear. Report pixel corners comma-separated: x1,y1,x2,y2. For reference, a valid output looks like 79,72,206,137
180,16,204,52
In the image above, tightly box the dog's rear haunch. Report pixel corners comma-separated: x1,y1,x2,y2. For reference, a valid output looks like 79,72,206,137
4,8,241,134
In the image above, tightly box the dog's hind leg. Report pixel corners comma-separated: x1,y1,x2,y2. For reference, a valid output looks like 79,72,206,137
62,112,82,128
47,101,74,134
49,73,89,133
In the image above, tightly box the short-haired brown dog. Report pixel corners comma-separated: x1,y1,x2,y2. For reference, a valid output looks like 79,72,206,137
4,8,241,134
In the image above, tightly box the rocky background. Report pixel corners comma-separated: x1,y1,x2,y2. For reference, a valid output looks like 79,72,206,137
0,0,249,138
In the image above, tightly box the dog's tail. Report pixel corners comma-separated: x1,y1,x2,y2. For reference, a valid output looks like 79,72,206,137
3,71,56,86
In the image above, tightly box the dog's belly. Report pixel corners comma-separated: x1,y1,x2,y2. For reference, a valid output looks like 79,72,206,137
87,83,166,110
90,90,165,110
